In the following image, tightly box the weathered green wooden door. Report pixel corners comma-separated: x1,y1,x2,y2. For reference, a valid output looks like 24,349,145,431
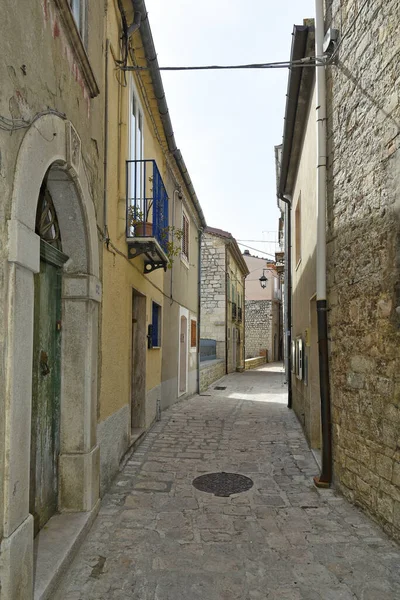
30,242,66,536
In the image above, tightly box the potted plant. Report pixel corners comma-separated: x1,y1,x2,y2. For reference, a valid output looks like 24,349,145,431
128,203,153,237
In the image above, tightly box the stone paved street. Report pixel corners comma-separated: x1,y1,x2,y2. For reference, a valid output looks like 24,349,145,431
55,365,400,600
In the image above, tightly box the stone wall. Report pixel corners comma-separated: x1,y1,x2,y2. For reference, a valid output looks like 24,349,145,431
245,300,273,359
200,234,226,360
245,356,267,371
200,359,226,392
325,0,400,540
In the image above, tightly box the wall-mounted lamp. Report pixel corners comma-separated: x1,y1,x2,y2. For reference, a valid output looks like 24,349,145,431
259,269,268,289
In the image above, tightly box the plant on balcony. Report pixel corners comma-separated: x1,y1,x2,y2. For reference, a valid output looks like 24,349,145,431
128,203,154,237
161,225,184,269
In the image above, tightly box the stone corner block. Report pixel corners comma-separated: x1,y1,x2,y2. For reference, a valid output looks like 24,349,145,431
59,445,100,512
0,514,34,600
7,219,40,273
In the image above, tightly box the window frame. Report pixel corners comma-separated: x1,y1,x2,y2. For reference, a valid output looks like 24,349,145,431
295,194,302,268
190,318,197,352
181,210,190,264
129,80,145,213
69,0,87,47
151,301,162,348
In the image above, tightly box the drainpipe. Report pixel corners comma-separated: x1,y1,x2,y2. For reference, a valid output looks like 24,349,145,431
197,227,203,393
225,246,229,375
278,194,292,409
314,0,332,488
103,38,109,241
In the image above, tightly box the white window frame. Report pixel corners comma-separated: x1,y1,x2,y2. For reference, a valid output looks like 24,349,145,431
129,79,145,214
69,0,87,46
295,336,303,380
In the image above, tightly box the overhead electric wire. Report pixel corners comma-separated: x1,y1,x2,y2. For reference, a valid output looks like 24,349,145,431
237,243,276,258
122,56,324,72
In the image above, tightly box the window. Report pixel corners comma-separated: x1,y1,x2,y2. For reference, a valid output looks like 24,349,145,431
69,0,87,45
190,319,197,348
151,302,161,347
295,195,301,266
182,212,189,260
129,83,144,210
295,336,303,380
226,274,230,300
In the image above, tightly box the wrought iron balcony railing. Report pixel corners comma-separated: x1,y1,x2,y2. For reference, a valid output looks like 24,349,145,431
126,159,169,272
232,302,237,320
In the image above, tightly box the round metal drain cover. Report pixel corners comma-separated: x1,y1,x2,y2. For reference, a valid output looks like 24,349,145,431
192,472,253,497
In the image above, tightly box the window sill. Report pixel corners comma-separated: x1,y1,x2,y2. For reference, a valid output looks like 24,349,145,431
150,346,161,350
54,0,99,98
180,253,190,269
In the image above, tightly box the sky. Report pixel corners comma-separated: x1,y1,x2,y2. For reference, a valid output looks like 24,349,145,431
145,0,316,259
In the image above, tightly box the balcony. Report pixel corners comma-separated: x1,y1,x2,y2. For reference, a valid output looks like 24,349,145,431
126,159,169,273
237,306,242,322
275,251,285,274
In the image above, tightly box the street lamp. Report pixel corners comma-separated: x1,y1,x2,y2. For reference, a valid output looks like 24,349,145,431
259,269,268,289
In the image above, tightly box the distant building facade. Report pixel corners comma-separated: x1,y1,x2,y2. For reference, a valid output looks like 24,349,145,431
243,251,282,362
200,227,249,390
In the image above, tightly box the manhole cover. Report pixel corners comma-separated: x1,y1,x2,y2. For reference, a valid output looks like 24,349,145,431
192,472,253,497
214,386,226,390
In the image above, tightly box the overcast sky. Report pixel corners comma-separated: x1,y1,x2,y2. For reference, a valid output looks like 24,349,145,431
145,0,315,259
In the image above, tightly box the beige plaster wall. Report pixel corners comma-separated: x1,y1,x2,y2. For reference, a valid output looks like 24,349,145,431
290,82,320,445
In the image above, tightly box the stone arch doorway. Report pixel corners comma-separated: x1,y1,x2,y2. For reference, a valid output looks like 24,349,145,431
2,115,101,598
30,180,69,536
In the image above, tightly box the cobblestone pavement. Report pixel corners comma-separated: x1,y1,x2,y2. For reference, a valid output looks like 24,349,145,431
55,364,400,600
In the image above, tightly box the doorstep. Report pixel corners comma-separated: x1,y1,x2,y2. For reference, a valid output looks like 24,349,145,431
130,427,146,448
34,502,100,600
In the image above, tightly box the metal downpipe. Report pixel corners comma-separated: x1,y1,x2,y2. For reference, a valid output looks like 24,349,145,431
278,194,292,409
314,0,332,488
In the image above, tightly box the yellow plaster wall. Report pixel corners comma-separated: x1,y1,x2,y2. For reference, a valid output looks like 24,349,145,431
99,3,168,423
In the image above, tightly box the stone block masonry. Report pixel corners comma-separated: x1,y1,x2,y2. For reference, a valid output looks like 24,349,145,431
200,235,226,358
245,299,273,359
325,0,400,540
199,359,225,392
245,356,266,370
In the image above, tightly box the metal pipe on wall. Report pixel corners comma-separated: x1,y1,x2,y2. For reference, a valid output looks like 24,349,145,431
278,194,292,409
314,0,332,488
197,227,203,394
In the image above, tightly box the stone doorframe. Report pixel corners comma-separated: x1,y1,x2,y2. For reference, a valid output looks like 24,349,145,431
1,114,101,597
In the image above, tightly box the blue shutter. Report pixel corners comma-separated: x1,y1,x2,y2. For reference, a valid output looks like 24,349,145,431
152,303,159,346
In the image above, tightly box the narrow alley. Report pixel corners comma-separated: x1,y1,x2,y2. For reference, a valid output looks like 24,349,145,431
55,365,400,600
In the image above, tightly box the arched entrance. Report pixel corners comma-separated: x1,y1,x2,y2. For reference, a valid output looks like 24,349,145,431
1,115,101,599
30,181,68,535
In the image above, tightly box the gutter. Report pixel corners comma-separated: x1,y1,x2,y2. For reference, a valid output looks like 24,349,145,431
278,25,310,198
131,0,206,229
